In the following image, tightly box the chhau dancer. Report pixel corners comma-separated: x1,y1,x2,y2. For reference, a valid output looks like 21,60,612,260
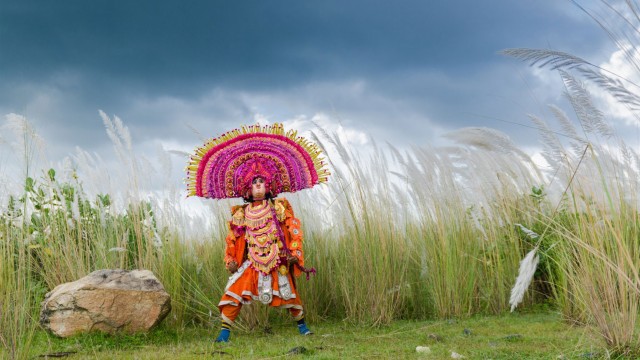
186,123,330,342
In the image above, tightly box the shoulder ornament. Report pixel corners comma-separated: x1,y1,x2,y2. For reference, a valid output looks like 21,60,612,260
274,198,286,222
231,206,245,227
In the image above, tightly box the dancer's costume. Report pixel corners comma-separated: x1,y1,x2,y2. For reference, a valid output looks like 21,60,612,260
186,123,329,342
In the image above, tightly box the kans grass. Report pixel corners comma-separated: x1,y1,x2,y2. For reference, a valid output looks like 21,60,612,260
2,106,639,359
5,4,640,359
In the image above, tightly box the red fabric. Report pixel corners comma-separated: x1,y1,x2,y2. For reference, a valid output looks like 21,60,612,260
218,266,303,309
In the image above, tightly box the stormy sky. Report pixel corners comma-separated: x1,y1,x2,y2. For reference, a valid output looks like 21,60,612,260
0,0,632,194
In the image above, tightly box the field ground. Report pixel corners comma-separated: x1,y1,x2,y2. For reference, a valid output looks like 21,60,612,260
27,311,615,359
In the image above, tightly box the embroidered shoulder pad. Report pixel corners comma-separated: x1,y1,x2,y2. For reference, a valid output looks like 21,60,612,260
231,205,246,227
274,198,287,222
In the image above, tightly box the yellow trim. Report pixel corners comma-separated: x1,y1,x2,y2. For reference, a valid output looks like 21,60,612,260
187,123,331,196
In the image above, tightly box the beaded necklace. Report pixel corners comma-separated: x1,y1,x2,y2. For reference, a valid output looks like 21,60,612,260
245,200,282,274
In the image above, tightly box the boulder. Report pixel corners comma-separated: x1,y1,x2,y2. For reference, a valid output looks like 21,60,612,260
40,269,171,337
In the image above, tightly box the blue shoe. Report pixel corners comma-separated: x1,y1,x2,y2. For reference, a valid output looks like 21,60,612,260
215,328,230,343
297,323,313,336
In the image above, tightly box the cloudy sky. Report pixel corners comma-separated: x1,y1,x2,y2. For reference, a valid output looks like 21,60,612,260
0,0,634,195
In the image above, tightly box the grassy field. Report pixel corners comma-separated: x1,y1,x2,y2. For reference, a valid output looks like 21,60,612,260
3,105,640,359
29,312,609,359
4,108,640,358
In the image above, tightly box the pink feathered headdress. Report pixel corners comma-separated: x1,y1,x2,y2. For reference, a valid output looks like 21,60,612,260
186,123,330,199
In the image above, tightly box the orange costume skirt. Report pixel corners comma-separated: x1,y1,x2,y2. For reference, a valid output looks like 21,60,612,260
218,259,304,323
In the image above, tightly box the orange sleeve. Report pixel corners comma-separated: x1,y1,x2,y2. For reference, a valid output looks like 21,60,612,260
280,198,305,277
224,226,238,265
224,206,247,266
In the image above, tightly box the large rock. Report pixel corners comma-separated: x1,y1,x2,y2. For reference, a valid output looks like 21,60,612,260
40,269,171,337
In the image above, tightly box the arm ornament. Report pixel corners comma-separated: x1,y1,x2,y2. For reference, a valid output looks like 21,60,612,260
224,205,247,266
285,216,304,265
231,206,245,227
278,197,316,279
274,198,286,222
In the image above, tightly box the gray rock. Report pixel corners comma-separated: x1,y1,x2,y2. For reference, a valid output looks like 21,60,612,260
40,269,171,337
502,334,523,341
287,346,307,355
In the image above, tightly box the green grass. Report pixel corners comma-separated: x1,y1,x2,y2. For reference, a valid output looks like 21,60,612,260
27,311,611,359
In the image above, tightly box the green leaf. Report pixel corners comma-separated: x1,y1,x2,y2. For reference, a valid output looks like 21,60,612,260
25,177,35,193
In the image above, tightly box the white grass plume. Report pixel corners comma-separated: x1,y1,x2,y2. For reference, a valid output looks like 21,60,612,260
515,223,540,240
501,48,590,70
528,115,565,171
100,110,124,152
3,114,46,176
509,246,540,312
559,70,613,138
71,187,80,222
504,45,640,112
579,66,640,111
113,115,132,151
548,104,588,157
445,127,517,154
168,149,190,158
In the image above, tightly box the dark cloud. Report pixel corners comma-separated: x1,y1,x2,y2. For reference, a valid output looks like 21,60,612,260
0,0,615,163
1,1,604,89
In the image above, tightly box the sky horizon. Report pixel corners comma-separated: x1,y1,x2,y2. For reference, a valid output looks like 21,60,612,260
1,1,638,201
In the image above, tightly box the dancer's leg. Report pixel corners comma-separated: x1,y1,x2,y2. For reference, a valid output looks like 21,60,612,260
215,303,243,342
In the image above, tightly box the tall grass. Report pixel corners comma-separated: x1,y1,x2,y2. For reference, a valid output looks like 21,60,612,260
1,112,546,348
1,104,638,356
0,214,40,360
0,106,589,356
5,103,640,357
502,1,640,352
0,116,45,360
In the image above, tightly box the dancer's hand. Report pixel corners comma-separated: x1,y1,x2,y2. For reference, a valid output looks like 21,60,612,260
227,260,238,273
287,255,298,265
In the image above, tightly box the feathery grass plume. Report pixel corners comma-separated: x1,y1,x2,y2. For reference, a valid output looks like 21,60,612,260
71,186,81,222
528,114,567,172
501,48,590,70
100,110,144,203
504,36,640,124
559,70,614,138
445,127,544,191
113,115,133,151
445,127,515,154
515,223,540,240
579,67,640,110
168,149,190,157
509,246,540,312
2,114,46,179
548,105,588,157
503,45,640,135
386,141,407,169
100,110,126,157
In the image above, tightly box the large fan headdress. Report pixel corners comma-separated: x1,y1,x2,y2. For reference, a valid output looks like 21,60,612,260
186,123,330,199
